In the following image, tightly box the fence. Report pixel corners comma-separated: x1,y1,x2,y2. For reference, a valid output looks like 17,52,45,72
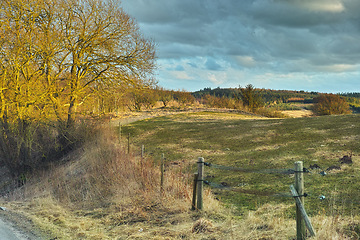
120,127,316,239
117,125,353,240
192,157,315,240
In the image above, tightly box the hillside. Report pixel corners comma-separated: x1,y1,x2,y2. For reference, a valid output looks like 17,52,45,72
0,110,360,239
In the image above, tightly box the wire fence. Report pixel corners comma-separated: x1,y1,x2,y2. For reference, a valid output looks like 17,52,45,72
118,136,357,239
200,160,357,204
203,162,302,174
202,161,313,197
119,128,357,239
193,158,316,238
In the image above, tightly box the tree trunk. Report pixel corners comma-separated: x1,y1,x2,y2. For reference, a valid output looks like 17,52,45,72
67,95,76,127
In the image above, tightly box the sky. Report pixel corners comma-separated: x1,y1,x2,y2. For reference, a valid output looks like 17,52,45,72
121,0,360,93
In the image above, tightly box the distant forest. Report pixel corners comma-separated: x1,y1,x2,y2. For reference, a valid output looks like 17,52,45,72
193,87,360,104
341,92,360,98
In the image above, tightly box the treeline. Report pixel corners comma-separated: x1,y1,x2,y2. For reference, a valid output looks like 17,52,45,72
0,0,156,177
341,92,360,98
193,87,320,104
339,93,360,112
191,86,360,116
194,87,360,104
190,85,285,117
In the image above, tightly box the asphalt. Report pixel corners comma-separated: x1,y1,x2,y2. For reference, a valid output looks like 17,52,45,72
0,217,27,240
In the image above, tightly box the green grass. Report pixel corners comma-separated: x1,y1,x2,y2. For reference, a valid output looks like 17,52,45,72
121,112,360,217
268,103,303,111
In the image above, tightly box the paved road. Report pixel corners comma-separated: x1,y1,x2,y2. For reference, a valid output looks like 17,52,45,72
0,217,28,240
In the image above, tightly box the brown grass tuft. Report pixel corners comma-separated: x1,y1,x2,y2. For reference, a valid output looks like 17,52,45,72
192,218,214,233
2,125,224,238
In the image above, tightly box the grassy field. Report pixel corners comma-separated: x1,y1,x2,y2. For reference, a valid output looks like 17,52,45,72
122,112,360,217
2,111,360,239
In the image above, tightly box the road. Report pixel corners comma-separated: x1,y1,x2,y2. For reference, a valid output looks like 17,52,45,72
0,217,28,240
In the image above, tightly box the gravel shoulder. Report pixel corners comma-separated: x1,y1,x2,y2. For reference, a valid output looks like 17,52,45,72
0,207,48,240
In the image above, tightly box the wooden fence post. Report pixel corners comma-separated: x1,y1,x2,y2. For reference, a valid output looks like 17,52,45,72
295,161,306,240
197,157,204,210
160,153,165,194
192,173,198,210
290,185,316,237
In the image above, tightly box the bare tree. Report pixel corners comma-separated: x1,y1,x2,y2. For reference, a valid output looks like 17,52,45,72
56,0,156,125
0,0,156,124
0,0,156,174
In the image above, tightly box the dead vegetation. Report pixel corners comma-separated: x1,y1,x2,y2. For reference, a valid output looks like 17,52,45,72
0,125,229,239
1,112,360,239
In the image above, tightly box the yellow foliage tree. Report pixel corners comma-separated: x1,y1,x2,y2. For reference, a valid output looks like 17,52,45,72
0,0,156,174
0,0,156,124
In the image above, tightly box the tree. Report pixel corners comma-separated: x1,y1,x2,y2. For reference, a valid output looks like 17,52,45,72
0,0,156,125
58,0,156,126
239,84,263,110
0,0,156,174
313,94,351,115
173,90,195,106
157,87,173,107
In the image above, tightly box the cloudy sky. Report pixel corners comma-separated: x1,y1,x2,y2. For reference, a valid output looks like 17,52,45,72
121,0,360,93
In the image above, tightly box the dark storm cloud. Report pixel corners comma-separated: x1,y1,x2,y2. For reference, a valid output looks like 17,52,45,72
121,0,360,92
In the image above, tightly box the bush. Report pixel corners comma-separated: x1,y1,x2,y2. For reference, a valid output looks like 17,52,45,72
313,94,351,115
254,107,287,118
268,103,302,111
173,90,195,106
0,118,98,178
201,94,243,109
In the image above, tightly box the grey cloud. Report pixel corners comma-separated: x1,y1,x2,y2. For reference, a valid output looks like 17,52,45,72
175,65,185,71
250,0,345,28
126,0,360,63
122,0,360,92
187,62,198,68
205,58,222,71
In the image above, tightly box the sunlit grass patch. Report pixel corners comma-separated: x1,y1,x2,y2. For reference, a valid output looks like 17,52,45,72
122,112,360,216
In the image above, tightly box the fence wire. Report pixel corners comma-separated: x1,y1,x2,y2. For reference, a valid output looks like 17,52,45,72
203,162,307,175
199,161,355,205
203,180,331,201
203,162,339,177
204,178,360,204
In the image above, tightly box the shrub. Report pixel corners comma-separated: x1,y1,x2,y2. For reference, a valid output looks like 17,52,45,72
254,107,287,118
313,94,351,115
0,118,98,179
173,90,195,106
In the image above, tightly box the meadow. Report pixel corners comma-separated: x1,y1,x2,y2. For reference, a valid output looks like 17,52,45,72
122,112,360,217
1,110,360,239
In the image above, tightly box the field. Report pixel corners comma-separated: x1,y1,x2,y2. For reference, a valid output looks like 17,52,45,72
1,110,360,239
122,112,360,218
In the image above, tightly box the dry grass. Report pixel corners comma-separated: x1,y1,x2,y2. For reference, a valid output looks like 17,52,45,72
282,109,313,118
1,113,360,239
0,126,233,239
